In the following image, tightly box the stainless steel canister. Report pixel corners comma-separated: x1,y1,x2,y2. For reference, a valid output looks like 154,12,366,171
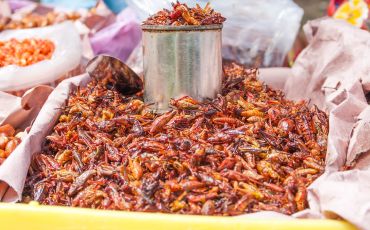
142,24,223,113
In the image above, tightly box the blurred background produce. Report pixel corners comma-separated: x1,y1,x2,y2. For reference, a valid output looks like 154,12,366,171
3,0,369,69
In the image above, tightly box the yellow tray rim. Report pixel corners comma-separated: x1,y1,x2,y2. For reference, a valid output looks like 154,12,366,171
0,203,357,230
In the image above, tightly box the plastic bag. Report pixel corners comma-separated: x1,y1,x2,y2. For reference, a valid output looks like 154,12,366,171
125,0,171,21
104,0,127,14
6,0,34,12
126,0,211,21
212,0,303,67
40,0,96,10
89,8,142,62
0,21,82,92
126,0,303,67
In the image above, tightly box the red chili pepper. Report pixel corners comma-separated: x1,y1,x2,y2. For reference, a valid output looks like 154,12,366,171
170,10,182,20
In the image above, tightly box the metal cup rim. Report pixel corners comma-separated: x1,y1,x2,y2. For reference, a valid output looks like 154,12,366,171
141,24,223,32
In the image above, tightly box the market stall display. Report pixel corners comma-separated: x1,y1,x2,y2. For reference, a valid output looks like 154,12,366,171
22,62,327,215
0,15,366,229
0,0,370,229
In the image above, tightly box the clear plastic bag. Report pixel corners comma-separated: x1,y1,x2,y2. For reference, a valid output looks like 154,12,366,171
126,0,303,67
0,21,82,92
125,0,171,22
126,0,209,21
212,0,303,67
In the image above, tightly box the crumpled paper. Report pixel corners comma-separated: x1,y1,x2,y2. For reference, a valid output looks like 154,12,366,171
1,17,370,229
0,86,53,201
300,19,370,229
261,18,370,229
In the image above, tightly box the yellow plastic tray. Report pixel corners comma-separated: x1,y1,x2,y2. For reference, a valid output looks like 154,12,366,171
0,203,356,230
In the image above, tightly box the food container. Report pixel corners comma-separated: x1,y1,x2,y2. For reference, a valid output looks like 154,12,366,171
142,24,223,113
0,70,358,230
0,203,356,230
0,66,358,230
0,22,82,96
0,71,357,230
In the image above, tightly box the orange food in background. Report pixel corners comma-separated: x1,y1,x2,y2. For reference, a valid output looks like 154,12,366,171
0,124,21,165
0,12,81,31
0,38,55,67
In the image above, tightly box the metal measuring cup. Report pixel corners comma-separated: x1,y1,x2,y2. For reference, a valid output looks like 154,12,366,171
142,24,223,113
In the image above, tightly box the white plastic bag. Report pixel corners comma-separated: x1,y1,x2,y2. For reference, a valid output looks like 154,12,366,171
126,0,303,67
212,0,303,67
125,0,171,22
0,21,82,92
126,0,210,22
